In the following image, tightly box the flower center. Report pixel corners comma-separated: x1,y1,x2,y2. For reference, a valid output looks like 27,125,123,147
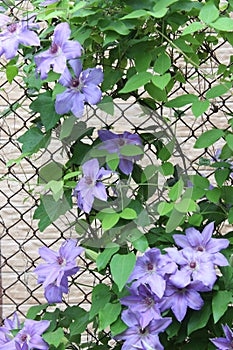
145,297,153,306
197,246,204,252
50,42,59,54
147,262,154,271
118,138,125,147
21,333,27,342
71,78,80,88
139,327,148,336
189,261,196,269
85,176,94,186
57,256,64,265
8,23,17,33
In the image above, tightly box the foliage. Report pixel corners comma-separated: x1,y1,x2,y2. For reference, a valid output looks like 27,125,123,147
1,0,233,349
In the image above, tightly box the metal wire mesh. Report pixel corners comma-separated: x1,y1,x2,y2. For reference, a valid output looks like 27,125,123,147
0,2,233,345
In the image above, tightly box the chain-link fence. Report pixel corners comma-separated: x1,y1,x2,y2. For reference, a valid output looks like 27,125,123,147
1,1,233,343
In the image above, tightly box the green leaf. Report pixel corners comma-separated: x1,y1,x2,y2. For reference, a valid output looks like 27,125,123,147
119,72,152,93
33,192,72,231
44,180,64,202
175,198,197,213
89,284,111,319
18,128,51,155
38,162,63,183
96,243,120,271
120,144,144,156
191,99,210,117
120,208,137,220
154,53,171,75
130,234,149,253
194,129,224,148
102,212,120,231
211,17,233,32
106,153,119,171
229,207,233,224
43,328,65,348
160,162,174,176
30,92,61,131
85,249,99,262
169,178,184,201
149,8,168,18
59,116,77,140
110,317,127,337
188,302,212,335
121,9,149,19
215,168,230,187
6,65,18,83
97,96,114,116
188,213,203,226
181,22,206,36
98,302,121,331
157,202,174,216
152,73,171,90
153,0,179,9
99,20,130,35
68,307,89,335
166,209,184,233
212,290,232,323
157,139,175,161
145,82,168,102
199,2,219,24
226,133,233,151
26,304,49,319
165,94,198,108
206,83,231,99
206,188,221,203
110,253,136,291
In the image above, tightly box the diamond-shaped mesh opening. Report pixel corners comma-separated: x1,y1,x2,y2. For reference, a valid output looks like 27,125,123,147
1,4,233,347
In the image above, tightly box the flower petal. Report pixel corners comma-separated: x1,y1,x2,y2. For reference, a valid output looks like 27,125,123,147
54,22,70,46
185,227,203,247
55,90,74,115
63,41,82,59
119,158,133,175
70,92,85,118
82,67,104,85
93,182,107,201
82,84,102,104
201,221,214,244
58,66,72,87
69,59,83,77
18,30,40,46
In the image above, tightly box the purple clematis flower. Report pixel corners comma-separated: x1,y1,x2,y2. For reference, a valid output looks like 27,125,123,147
0,315,49,350
159,270,204,322
210,324,233,350
55,59,103,117
0,15,40,60
114,310,171,350
128,248,177,299
40,0,58,5
165,247,217,289
37,268,77,303
74,158,112,213
15,319,50,350
35,22,82,80
98,130,143,175
173,222,229,266
120,284,162,329
0,14,10,27
0,313,20,346
34,239,84,296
